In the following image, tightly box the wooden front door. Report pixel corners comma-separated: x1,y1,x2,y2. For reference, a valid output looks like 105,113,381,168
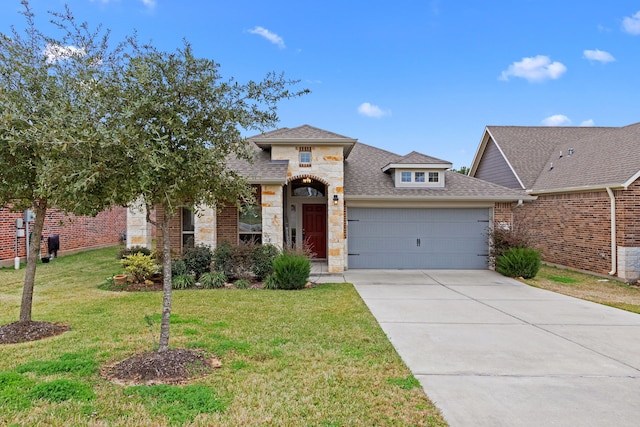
302,204,327,259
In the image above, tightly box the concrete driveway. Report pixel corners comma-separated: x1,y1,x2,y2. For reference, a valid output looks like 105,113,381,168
342,269,640,427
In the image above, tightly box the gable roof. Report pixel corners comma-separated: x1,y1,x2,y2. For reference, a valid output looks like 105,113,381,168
471,123,640,193
346,142,533,201
381,151,452,172
248,124,357,158
226,145,289,184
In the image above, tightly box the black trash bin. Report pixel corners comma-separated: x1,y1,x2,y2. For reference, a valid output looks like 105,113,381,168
47,234,60,259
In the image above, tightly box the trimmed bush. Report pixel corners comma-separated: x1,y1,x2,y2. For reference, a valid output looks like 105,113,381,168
183,245,213,279
121,253,159,283
117,245,151,259
199,271,226,289
272,253,310,290
251,244,280,281
496,247,541,279
212,241,253,280
172,274,196,290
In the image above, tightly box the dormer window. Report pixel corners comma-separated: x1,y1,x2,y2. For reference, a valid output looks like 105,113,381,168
415,172,425,182
428,172,439,183
401,171,411,182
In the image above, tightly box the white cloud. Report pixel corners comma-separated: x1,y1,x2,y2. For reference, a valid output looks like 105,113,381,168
622,10,640,35
499,55,567,82
583,49,615,63
541,114,572,126
580,119,595,127
248,26,285,49
44,44,85,64
357,102,390,118
141,0,156,9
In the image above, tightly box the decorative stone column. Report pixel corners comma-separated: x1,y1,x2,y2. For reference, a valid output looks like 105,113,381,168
126,199,152,249
327,186,345,273
194,205,216,248
261,185,284,248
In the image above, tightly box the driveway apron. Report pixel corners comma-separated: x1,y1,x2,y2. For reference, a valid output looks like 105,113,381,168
344,269,640,427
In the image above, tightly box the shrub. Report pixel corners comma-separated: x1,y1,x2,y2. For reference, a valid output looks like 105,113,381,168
272,253,311,290
489,221,533,259
263,273,278,290
117,245,152,259
213,241,253,281
121,253,159,283
251,244,280,281
171,259,188,278
496,247,541,279
183,245,213,279
172,274,196,290
234,278,250,289
199,271,226,289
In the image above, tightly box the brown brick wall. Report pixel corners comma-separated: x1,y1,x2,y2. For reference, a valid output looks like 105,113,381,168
494,202,513,225
513,190,615,275
617,180,640,247
0,205,126,263
216,204,238,244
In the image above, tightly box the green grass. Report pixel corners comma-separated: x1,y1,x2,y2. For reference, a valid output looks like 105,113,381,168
0,246,446,426
522,264,640,314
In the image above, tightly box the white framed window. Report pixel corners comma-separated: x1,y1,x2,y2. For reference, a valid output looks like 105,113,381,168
428,172,439,183
401,171,412,182
298,146,311,166
415,172,425,182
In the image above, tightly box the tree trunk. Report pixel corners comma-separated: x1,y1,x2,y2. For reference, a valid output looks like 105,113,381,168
157,207,173,352
20,199,48,322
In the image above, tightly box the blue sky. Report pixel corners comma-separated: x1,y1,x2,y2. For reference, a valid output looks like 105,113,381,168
2,0,639,168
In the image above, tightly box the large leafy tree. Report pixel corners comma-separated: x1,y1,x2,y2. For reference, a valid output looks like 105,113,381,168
113,40,308,352
0,1,125,324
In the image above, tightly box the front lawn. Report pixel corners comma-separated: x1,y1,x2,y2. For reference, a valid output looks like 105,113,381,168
521,264,640,314
0,247,446,426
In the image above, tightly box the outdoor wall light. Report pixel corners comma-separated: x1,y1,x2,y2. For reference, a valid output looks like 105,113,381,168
302,177,312,184
333,194,339,205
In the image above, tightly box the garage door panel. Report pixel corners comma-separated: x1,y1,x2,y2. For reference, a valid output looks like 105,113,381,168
347,208,489,269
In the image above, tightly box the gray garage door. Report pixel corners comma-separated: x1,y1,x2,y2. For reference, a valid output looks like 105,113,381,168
347,208,490,269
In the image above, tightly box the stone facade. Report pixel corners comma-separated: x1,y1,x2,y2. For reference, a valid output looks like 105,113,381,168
261,185,283,247
271,145,345,272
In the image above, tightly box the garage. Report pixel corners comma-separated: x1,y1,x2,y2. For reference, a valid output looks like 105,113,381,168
347,207,490,269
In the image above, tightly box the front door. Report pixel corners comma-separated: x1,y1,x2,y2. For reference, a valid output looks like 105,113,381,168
302,204,327,259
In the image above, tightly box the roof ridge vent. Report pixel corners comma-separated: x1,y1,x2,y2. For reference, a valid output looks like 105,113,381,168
568,147,574,156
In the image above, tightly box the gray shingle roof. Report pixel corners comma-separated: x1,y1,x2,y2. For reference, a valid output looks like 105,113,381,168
485,126,617,189
249,124,355,141
345,142,532,201
227,145,289,184
485,124,640,192
531,122,640,192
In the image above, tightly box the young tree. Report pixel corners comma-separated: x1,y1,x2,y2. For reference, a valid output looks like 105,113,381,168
0,1,125,325
113,40,308,352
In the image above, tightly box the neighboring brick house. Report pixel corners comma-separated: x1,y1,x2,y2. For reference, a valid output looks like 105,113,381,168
470,122,640,282
0,206,127,267
128,125,531,272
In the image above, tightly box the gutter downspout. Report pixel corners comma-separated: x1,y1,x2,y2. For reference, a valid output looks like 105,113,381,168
606,187,616,276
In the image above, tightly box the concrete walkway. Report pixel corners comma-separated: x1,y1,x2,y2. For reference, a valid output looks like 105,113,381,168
342,269,640,427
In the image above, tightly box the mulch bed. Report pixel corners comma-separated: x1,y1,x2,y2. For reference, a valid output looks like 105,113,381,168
0,321,70,344
103,349,221,385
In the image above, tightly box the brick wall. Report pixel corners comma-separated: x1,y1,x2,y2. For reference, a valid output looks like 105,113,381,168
217,204,238,244
617,180,640,247
0,206,126,265
513,190,614,275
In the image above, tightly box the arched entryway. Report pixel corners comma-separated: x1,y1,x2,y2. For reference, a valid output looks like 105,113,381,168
284,176,328,259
